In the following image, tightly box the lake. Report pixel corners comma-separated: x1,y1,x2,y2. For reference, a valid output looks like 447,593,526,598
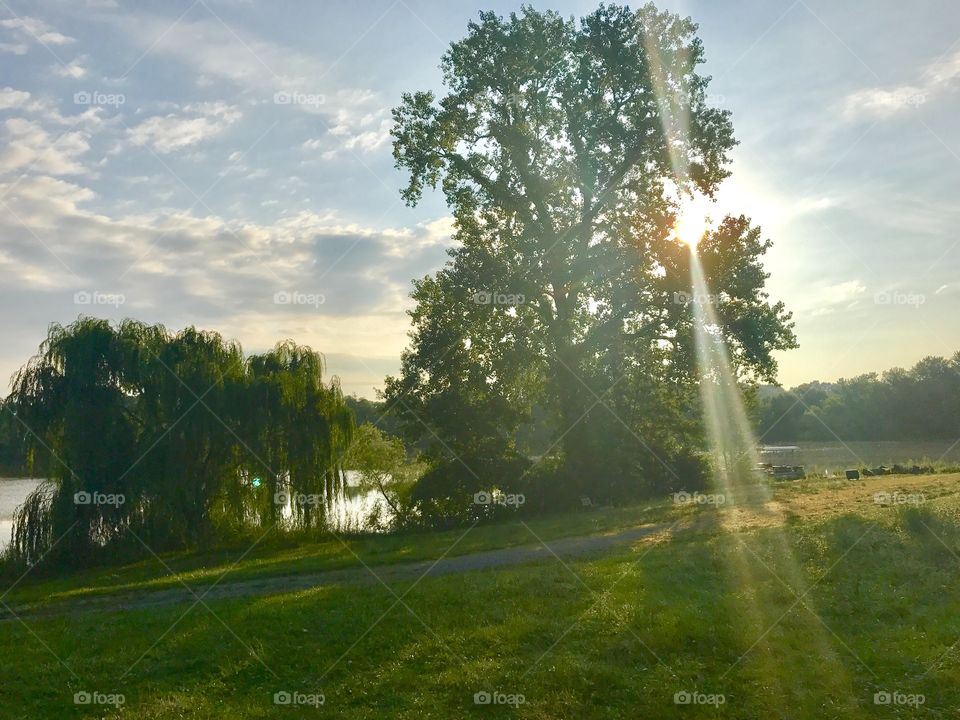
757,440,960,473
0,476,390,552
3,440,959,551
0,478,40,552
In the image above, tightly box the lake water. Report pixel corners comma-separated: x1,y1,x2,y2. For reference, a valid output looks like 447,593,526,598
3,440,959,550
0,478,40,552
757,440,960,473
0,476,389,552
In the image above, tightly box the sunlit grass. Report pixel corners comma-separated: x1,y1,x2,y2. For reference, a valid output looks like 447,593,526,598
3,497,960,718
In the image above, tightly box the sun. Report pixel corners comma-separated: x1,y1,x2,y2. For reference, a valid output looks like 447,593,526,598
672,195,712,247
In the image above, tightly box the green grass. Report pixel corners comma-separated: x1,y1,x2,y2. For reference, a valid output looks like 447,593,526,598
4,475,960,718
3,499,677,607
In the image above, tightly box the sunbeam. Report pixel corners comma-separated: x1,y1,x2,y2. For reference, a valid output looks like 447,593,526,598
685,243,860,711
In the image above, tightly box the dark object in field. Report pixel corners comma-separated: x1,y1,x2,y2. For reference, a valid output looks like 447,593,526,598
845,469,860,480
862,465,892,477
770,465,805,480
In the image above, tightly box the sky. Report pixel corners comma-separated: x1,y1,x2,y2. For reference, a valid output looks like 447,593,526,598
1,0,959,397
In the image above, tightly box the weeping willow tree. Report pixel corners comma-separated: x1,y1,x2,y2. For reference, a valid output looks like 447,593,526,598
245,341,353,531
7,318,354,567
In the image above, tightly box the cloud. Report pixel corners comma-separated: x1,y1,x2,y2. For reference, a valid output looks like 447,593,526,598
0,16,75,46
0,118,90,175
845,49,960,119
0,41,28,55
106,11,324,96
53,59,89,79
0,172,451,324
127,103,241,153
801,279,867,317
0,87,31,109
0,171,453,395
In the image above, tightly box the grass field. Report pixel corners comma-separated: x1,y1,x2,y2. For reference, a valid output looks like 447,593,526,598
3,472,960,718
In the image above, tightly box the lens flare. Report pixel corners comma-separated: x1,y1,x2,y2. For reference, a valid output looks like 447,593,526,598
672,195,712,247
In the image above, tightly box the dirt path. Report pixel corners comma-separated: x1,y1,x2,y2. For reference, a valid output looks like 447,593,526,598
0,521,682,621
6,472,958,622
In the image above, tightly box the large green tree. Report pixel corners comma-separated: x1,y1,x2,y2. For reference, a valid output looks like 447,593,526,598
8,318,353,566
385,4,796,483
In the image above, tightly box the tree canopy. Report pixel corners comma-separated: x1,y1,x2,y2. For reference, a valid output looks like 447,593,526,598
384,4,796,499
756,353,960,443
7,318,353,566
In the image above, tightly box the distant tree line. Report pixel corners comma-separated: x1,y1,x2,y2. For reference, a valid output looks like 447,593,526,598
755,353,960,442
5,318,353,568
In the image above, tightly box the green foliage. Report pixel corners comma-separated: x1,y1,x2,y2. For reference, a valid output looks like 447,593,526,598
344,423,424,529
7,318,353,568
756,352,960,442
409,453,534,528
385,3,796,490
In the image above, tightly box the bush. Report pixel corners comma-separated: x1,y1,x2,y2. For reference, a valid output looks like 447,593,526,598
408,453,533,528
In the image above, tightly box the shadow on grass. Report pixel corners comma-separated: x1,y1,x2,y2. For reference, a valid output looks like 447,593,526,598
2,508,960,718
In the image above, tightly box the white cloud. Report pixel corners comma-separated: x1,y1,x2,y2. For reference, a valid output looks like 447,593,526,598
127,103,241,153
0,87,31,109
0,16,75,46
800,279,867,317
845,49,960,119
53,60,89,79
0,41,28,55
0,118,90,175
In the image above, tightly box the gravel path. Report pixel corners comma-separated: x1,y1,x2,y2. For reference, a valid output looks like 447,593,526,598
1,521,678,621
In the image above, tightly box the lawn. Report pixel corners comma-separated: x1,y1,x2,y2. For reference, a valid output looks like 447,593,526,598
2,473,960,718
